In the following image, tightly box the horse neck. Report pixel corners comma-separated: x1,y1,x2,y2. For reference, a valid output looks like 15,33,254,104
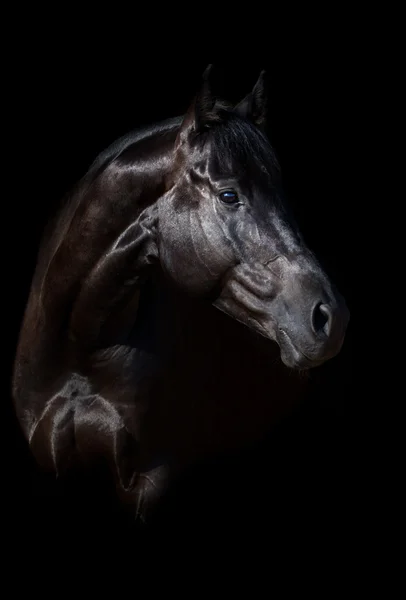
23,120,181,338
35,119,180,284
108,119,181,206
39,117,182,262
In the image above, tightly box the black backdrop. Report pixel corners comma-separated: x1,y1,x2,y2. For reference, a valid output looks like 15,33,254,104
6,57,353,569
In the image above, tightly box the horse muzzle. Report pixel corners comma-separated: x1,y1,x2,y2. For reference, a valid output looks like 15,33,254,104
273,288,350,369
214,260,350,370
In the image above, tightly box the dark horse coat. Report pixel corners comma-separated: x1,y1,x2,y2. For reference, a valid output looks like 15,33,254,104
12,67,350,519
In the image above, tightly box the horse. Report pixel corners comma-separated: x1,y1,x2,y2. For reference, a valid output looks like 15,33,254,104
11,66,350,520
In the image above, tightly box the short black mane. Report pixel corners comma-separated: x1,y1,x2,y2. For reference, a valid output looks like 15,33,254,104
208,112,281,176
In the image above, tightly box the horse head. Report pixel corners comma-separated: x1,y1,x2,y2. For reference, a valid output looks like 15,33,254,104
158,66,349,369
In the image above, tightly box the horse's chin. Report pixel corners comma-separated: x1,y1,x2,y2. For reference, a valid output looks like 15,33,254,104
231,315,322,371
279,345,324,370
212,302,338,371
277,329,326,371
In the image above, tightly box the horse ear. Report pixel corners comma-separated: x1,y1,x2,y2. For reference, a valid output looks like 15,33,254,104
194,64,217,131
177,64,217,143
234,70,267,129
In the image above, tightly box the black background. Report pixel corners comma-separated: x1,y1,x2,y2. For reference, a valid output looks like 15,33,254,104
6,54,353,572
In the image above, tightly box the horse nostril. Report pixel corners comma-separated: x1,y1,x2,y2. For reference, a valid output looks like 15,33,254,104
311,302,333,337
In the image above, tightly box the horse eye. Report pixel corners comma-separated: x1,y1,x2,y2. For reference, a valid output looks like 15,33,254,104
219,190,239,204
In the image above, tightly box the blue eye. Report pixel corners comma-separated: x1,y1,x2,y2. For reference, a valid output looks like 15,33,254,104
219,190,239,204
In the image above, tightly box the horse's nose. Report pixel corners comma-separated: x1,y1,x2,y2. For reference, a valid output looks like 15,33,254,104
311,302,334,338
311,298,350,343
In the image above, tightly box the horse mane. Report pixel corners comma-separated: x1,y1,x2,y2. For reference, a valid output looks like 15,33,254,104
209,111,280,171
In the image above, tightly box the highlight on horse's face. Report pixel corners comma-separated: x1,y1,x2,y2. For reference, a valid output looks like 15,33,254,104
159,67,349,370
